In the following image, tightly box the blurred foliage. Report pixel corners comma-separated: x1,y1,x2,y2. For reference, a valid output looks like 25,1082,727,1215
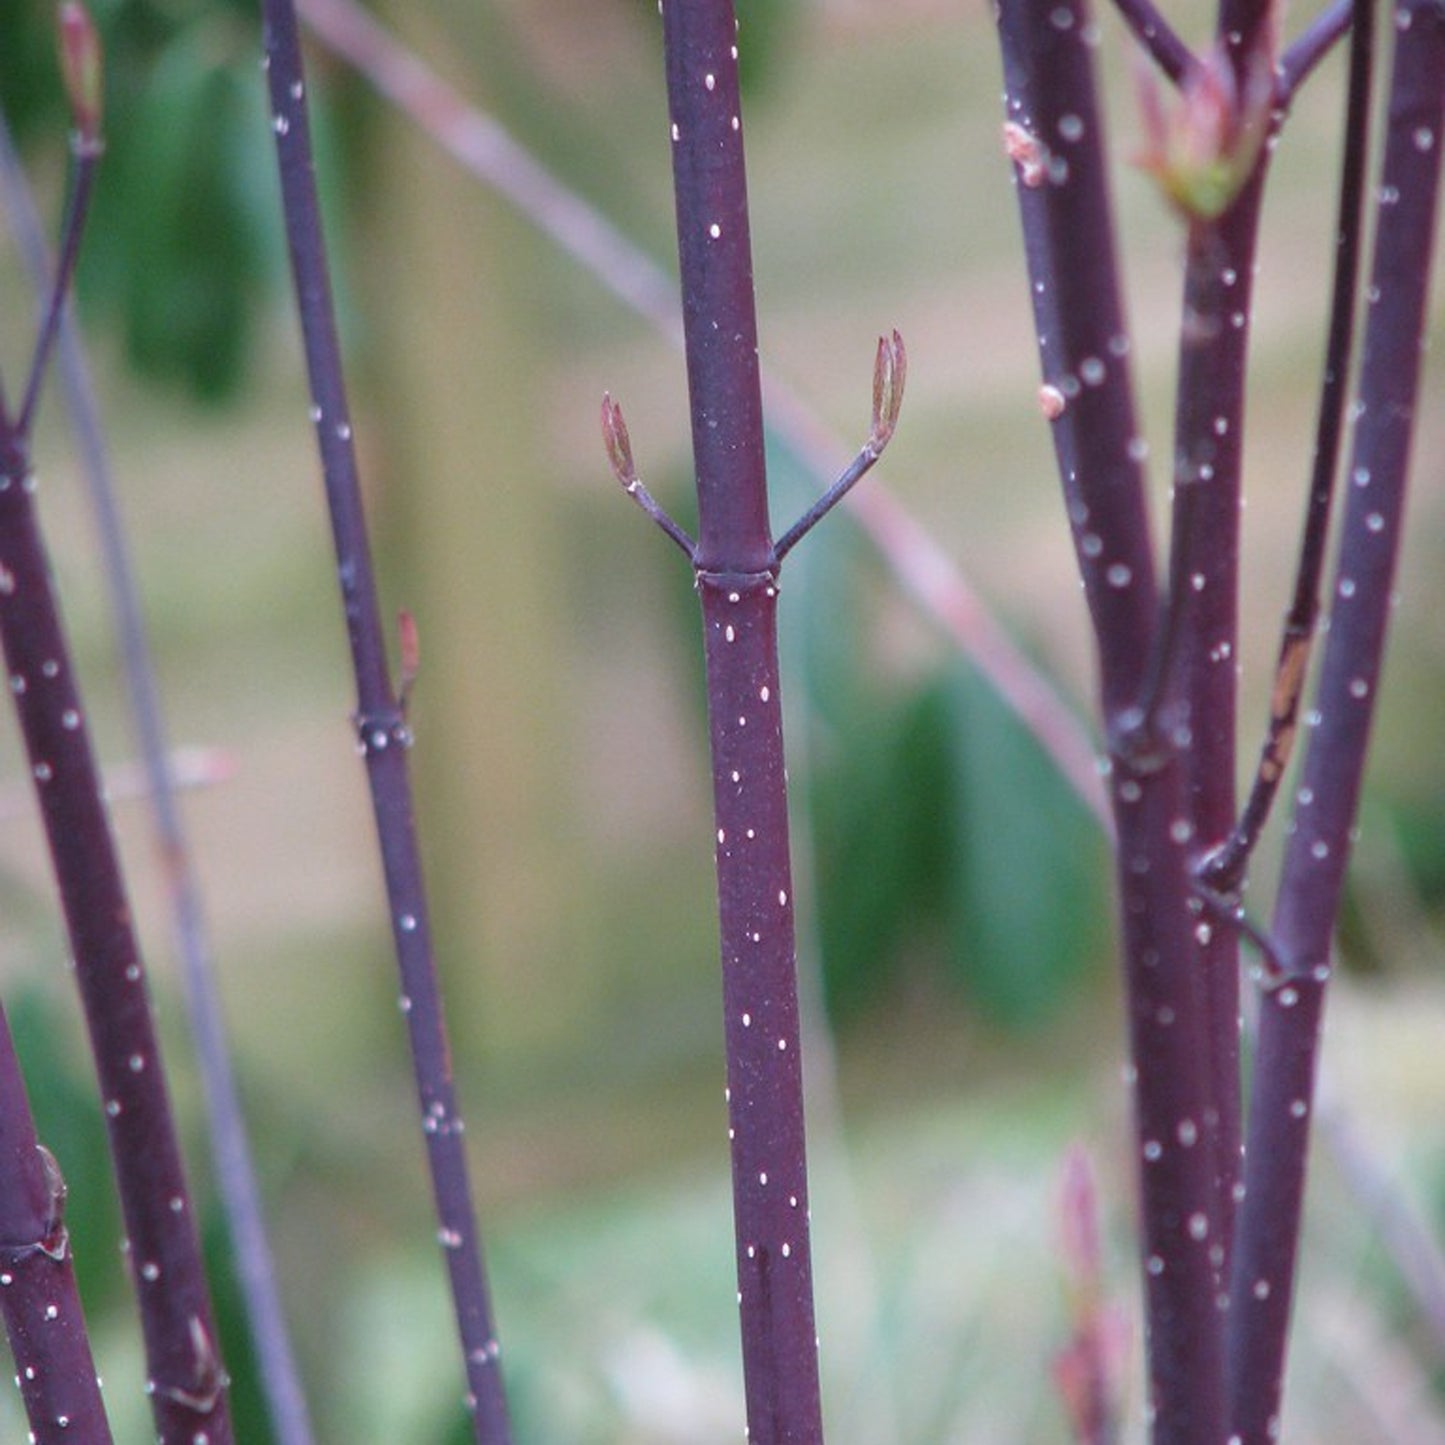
0,2,1441,1440
774,428,1111,1031
808,660,1110,1030
2,0,298,401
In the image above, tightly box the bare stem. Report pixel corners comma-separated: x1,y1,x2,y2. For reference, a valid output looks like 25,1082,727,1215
0,104,318,1445
650,4,825,1437
260,3,511,1440
1110,0,1195,84
0,1005,114,1445
995,3,1226,1438
1280,0,1354,98
1201,0,1374,900
773,332,905,563
1228,7,1445,1434
0,126,233,1445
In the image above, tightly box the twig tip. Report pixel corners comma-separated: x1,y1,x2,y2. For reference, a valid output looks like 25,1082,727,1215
871,330,907,450
601,392,637,489
58,2,104,153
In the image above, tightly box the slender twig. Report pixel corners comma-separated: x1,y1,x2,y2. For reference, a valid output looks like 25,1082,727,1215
0,1004,114,1445
995,4,1226,1439
0,38,233,1441
1317,1094,1445,1362
1280,0,1354,98
294,0,1109,828
0,424,234,1445
1228,7,1445,1436
1200,0,1374,901
601,393,697,558
259,4,511,1440
0,105,318,1445
1109,0,1195,85
773,331,905,562
16,160,97,440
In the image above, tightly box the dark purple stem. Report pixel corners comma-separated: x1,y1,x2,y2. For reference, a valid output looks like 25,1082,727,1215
657,4,823,1440
0,1005,113,1445
1110,0,1195,84
0,147,232,1445
1150,175,1267,1269
259,4,511,1440
1228,5,1445,1437
0,107,317,1445
1280,0,1354,97
995,4,1226,1439
1201,0,1374,899
0,426,232,1444
16,144,97,438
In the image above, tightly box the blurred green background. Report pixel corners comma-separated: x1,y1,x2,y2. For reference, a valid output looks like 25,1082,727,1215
2,0,1445,1440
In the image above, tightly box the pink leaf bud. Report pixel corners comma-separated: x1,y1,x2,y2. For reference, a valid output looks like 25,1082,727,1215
58,3,104,150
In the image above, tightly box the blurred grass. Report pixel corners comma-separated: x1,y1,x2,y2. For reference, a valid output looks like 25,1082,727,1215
0,0,1442,1440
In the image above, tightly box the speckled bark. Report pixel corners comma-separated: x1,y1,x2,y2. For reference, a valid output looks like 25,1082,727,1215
0,1006,113,1445
261,4,511,1440
659,4,823,1440
0,431,231,1445
995,3,1228,1438
1228,7,1445,1435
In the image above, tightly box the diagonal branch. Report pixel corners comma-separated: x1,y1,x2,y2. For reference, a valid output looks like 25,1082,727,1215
0,105,318,1445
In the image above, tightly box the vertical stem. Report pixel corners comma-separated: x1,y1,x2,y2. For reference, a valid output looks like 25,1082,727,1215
1203,0,1374,898
658,4,822,1439
995,4,1227,1439
260,4,512,1440
0,1005,114,1445
1228,5,1445,1436
1161,182,1266,1270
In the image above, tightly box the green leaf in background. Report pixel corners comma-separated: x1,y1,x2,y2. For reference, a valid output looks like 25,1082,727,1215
808,675,953,1021
0,3,65,146
940,660,1109,1028
85,30,270,399
734,0,804,97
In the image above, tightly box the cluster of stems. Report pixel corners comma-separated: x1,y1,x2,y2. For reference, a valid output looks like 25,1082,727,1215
2,2,1440,1443
995,0,1443,1440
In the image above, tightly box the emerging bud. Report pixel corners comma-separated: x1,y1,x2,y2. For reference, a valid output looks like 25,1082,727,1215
397,609,420,710
601,393,638,489
58,3,104,151
1134,40,1275,221
870,330,907,451
1003,120,1048,189
1058,1143,1102,1300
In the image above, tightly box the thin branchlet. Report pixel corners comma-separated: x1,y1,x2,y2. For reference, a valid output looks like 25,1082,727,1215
1228,7,1445,1435
261,3,512,1440
1201,0,1374,900
0,26,234,1441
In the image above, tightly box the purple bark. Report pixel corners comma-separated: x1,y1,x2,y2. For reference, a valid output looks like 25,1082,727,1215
1228,5,1445,1435
0,1007,113,1445
260,3,512,1439
658,4,823,1438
